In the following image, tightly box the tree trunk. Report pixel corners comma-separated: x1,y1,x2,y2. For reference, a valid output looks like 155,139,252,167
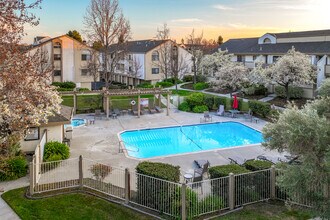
193,58,196,84
285,84,290,101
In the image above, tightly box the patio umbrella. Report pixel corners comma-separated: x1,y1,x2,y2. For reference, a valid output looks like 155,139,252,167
232,95,239,110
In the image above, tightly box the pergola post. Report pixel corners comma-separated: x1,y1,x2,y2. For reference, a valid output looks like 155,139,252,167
158,94,162,107
106,95,110,119
137,94,141,118
73,93,77,115
166,93,170,116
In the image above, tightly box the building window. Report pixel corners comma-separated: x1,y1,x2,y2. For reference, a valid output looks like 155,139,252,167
53,70,61,76
81,69,89,76
129,66,132,72
152,51,159,61
263,38,271,44
237,55,242,62
116,63,125,71
24,127,39,141
54,42,61,49
81,54,90,61
54,54,61,60
128,54,132,60
152,68,159,74
253,55,257,60
273,56,280,63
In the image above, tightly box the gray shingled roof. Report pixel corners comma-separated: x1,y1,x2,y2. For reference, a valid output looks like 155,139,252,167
47,105,73,124
219,37,330,55
271,29,330,38
109,40,168,53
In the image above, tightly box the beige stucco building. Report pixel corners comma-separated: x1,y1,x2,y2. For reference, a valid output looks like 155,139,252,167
28,35,98,90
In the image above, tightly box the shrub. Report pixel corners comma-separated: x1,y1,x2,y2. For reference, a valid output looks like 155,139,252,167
90,164,112,181
275,86,303,99
183,75,193,82
199,195,225,213
178,102,191,112
193,82,209,90
244,160,273,171
209,164,250,179
44,141,70,162
193,105,209,113
248,100,271,118
254,85,268,95
155,81,174,88
318,78,330,97
196,74,207,83
52,81,76,89
136,83,153,88
136,161,180,182
0,156,27,181
204,96,214,110
186,93,205,107
77,88,90,92
163,78,183,84
242,86,255,96
214,97,227,109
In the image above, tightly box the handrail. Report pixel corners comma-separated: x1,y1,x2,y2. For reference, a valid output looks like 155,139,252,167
179,126,203,150
118,140,139,153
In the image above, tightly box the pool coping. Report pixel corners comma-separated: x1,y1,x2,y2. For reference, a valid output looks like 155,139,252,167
117,121,263,161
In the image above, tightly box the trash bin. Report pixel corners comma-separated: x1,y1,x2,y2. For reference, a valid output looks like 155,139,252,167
65,126,73,139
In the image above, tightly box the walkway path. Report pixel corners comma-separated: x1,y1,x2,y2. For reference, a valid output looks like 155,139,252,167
0,176,29,220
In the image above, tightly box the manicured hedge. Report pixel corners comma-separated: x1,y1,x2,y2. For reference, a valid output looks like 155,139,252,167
204,96,215,110
52,81,76,89
44,141,70,162
244,160,273,171
214,97,227,109
186,93,205,107
192,105,209,113
155,81,174,88
136,161,180,182
209,164,250,179
248,100,271,118
0,156,28,181
136,83,153,88
193,82,209,90
275,86,303,99
178,101,191,112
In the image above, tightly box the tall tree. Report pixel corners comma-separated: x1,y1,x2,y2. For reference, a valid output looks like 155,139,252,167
128,56,142,87
84,0,130,88
0,0,61,156
86,49,101,90
186,29,204,84
170,51,190,91
217,35,223,45
67,30,83,42
155,23,171,79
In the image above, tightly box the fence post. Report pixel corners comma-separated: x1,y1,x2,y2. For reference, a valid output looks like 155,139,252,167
29,160,35,195
79,155,83,189
181,183,187,220
270,165,276,199
125,168,130,204
229,173,235,210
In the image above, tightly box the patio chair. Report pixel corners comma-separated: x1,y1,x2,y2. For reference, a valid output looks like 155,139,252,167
148,106,157,114
216,105,225,116
228,155,254,166
193,161,209,180
194,160,210,169
244,109,253,122
155,106,163,113
204,111,212,122
257,155,280,164
94,109,102,119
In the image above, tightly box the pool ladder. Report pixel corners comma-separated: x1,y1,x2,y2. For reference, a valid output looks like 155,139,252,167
118,140,139,153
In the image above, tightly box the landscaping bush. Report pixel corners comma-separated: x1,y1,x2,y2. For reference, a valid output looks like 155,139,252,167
186,93,205,107
77,88,90,92
52,81,76,89
209,164,250,179
214,96,227,109
183,75,193,82
318,78,330,97
244,160,273,171
0,156,27,181
163,78,183,84
204,96,214,110
254,85,268,95
193,82,209,90
199,195,225,213
248,100,271,118
90,164,112,181
44,141,70,162
57,87,74,91
155,81,174,88
275,86,303,99
136,82,153,88
136,161,180,182
242,86,255,96
178,101,191,112
192,105,209,113
196,74,207,83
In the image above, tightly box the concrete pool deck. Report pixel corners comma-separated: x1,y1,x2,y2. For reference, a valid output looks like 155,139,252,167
69,109,285,176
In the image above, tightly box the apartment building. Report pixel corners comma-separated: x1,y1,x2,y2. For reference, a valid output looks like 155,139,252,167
108,39,193,86
29,35,98,89
219,29,330,97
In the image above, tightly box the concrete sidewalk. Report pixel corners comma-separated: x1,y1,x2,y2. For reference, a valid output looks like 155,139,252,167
0,176,29,220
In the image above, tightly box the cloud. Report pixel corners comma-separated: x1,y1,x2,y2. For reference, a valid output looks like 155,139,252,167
213,4,234,10
170,18,202,23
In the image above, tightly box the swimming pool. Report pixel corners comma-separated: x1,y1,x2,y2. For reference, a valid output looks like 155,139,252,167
119,122,263,159
66,118,86,128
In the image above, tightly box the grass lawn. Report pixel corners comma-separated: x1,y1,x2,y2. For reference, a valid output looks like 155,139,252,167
2,188,152,220
170,89,196,96
216,201,312,220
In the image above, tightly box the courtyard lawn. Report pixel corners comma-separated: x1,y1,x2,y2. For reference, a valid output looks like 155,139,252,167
170,89,196,96
2,188,152,220
217,201,312,220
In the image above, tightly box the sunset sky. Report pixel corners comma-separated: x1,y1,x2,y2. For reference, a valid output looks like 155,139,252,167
24,0,330,44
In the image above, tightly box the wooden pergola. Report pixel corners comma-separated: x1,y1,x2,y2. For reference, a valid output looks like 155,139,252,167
60,88,172,118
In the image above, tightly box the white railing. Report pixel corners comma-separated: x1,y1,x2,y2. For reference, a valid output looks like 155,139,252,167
33,130,47,183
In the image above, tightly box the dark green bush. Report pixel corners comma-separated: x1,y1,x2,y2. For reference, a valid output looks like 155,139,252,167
254,85,268,95
193,82,209,90
44,141,70,162
155,81,174,88
204,96,214,110
199,195,225,213
214,97,227,109
56,88,74,91
275,86,303,99
136,83,153,88
193,105,209,113
244,160,273,171
163,78,183,84
209,164,250,179
52,81,76,89
178,101,191,112
248,100,271,118
196,74,207,83
0,156,28,181
186,93,205,107
183,75,193,82
136,161,180,182
77,88,90,92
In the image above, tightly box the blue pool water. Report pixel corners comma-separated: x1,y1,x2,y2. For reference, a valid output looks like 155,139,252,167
71,119,86,127
120,122,263,159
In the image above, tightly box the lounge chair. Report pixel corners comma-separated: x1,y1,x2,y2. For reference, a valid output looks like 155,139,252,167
148,107,157,114
216,105,225,116
228,155,254,165
155,106,163,113
244,109,253,122
132,105,144,116
94,109,102,119
203,111,212,122
193,162,209,182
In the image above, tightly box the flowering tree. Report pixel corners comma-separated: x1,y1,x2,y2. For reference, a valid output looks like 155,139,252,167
0,0,61,156
265,48,316,100
200,51,232,76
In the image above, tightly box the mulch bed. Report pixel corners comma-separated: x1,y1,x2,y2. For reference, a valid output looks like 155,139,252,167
205,88,236,94
267,97,312,109
181,83,194,90
237,93,268,100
